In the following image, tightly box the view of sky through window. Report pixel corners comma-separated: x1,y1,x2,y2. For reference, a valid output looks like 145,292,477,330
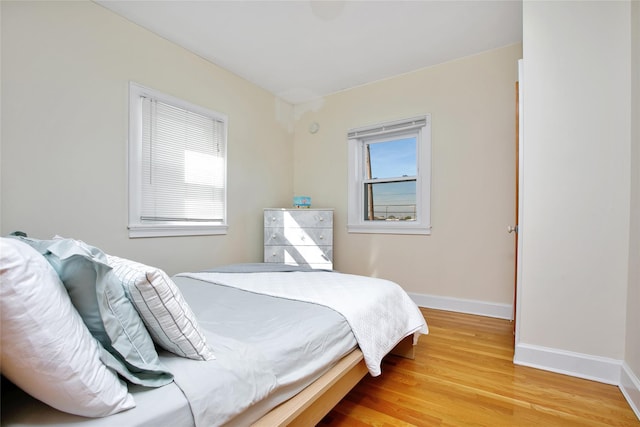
366,137,417,220
368,137,416,178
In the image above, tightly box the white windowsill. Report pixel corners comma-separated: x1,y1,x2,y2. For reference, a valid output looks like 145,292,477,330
128,223,228,238
347,224,431,235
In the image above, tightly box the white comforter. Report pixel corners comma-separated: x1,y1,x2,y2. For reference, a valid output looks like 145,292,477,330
179,271,428,376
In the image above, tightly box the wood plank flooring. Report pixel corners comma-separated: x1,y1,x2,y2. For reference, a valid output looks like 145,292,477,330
320,308,639,427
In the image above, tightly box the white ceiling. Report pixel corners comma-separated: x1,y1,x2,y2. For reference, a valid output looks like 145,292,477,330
95,0,523,105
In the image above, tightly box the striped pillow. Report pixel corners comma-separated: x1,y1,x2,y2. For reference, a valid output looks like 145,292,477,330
107,255,215,361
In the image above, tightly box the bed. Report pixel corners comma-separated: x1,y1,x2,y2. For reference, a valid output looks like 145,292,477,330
0,236,428,426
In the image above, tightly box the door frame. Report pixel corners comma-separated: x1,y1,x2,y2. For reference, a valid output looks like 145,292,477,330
514,59,525,344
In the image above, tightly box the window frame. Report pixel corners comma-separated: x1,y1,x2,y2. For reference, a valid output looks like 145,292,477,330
128,82,228,238
347,114,431,235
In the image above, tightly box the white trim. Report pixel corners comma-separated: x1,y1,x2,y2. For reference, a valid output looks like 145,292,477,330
409,292,513,319
348,224,431,235
347,115,427,139
413,282,639,419
514,58,525,343
620,362,640,420
129,82,228,123
513,343,621,385
128,223,228,238
413,288,639,420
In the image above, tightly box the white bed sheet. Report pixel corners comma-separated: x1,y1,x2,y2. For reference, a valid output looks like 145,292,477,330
170,275,358,426
180,270,429,377
0,380,194,427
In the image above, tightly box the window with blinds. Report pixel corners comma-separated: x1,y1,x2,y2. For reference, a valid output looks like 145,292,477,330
128,82,228,237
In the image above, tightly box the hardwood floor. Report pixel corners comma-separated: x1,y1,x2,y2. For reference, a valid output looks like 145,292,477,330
320,308,639,427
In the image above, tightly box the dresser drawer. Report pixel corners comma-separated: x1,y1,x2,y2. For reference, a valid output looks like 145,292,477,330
264,245,333,267
264,209,333,229
264,227,332,247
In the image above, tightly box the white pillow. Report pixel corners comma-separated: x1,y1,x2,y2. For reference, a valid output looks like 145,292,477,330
107,255,215,361
12,236,173,387
0,238,135,417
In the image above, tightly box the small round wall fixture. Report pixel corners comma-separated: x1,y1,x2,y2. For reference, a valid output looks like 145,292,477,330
308,122,320,134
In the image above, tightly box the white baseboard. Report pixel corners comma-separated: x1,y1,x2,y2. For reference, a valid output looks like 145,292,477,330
410,293,639,421
513,342,621,385
621,362,640,420
409,292,513,320
514,344,640,421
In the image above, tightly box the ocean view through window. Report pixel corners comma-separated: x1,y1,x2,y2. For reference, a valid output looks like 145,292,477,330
365,136,417,221
347,115,431,235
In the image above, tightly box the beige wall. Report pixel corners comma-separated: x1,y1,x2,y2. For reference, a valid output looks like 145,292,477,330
627,0,640,376
520,1,631,360
292,44,522,306
0,1,294,275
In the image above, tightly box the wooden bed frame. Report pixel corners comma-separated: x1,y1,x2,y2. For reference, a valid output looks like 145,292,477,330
252,335,416,426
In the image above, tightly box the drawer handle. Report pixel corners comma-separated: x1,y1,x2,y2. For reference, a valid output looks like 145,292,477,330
319,235,324,240
271,234,276,239
271,217,276,222
319,216,324,221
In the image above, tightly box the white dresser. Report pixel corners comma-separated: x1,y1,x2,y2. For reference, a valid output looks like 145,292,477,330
263,208,333,269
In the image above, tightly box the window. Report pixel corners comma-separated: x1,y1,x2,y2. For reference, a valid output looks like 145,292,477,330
128,82,228,237
347,115,431,235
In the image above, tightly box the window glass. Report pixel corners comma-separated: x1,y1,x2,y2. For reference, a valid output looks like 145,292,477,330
364,181,416,221
367,137,416,179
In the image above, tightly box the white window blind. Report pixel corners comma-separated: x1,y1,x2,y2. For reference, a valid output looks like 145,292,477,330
140,98,225,223
347,116,427,139
128,82,228,237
